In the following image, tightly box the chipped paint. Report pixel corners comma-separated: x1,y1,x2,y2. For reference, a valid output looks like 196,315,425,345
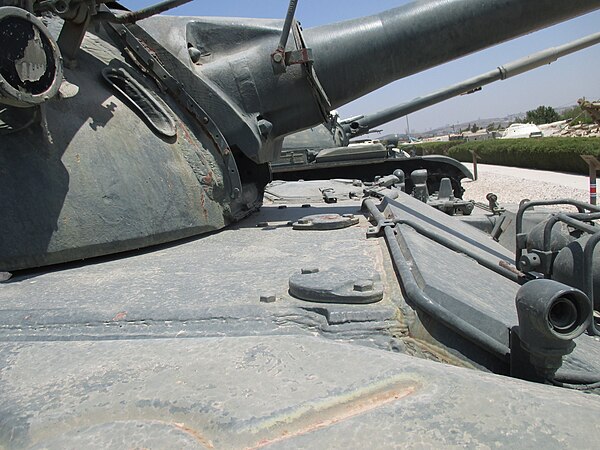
112,311,127,321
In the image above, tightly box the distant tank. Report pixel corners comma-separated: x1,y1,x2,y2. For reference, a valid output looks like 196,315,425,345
274,29,600,197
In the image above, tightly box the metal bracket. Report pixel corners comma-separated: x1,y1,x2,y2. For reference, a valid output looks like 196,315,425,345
290,20,331,121
285,47,314,65
320,187,338,204
269,0,330,119
57,2,92,68
366,219,396,238
269,0,314,70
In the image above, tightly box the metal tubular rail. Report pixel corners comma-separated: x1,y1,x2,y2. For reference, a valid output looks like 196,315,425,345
277,0,298,53
515,199,600,267
542,213,600,260
99,0,193,23
380,215,520,283
584,232,600,335
363,198,511,362
345,31,600,136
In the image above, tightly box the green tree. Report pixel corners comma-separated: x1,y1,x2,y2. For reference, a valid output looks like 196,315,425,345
470,123,479,133
560,105,594,125
524,106,560,125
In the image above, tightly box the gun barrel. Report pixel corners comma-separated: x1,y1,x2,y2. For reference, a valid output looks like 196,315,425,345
346,30,600,135
305,0,600,110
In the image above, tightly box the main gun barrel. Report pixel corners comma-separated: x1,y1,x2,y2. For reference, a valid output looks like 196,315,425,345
305,0,600,110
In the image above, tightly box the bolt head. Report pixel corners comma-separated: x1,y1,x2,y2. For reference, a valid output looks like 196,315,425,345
260,295,276,303
272,52,283,63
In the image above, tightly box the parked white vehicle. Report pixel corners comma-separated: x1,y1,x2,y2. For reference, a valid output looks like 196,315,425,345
501,123,543,139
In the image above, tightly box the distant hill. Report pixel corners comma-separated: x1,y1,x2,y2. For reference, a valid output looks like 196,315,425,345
413,105,576,138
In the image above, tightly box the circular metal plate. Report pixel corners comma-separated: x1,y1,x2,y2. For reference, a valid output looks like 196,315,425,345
292,213,359,231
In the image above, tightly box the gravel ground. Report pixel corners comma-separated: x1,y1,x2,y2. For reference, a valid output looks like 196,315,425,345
460,164,590,206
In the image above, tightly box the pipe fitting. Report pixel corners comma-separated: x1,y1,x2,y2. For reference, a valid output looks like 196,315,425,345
514,279,592,377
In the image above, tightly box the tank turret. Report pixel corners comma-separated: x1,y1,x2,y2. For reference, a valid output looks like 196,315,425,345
1,0,600,270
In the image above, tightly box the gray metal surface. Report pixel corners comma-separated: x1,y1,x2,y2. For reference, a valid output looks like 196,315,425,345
0,19,249,271
3,178,600,447
0,203,388,340
384,193,519,340
304,0,600,109
3,335,600,449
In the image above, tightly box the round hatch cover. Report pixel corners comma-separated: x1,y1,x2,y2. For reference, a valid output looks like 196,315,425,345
292,214,359,231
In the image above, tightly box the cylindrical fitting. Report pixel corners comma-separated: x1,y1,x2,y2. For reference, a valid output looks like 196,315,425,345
516,279,592,353
0,7,63,107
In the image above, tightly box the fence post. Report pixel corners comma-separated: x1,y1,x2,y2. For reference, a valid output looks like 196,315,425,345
469,150,481,181
580,155,600,205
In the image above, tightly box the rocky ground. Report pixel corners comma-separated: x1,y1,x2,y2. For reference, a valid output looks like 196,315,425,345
460,163,590,206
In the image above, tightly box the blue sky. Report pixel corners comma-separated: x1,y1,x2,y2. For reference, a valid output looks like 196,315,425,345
120,1,600,134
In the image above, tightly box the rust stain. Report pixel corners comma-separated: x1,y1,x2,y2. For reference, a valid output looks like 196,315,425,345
173,422,214,449
202,171,213,185
247,383,418,449
199,190,208,221
179,121,196,145
112,311,127,321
